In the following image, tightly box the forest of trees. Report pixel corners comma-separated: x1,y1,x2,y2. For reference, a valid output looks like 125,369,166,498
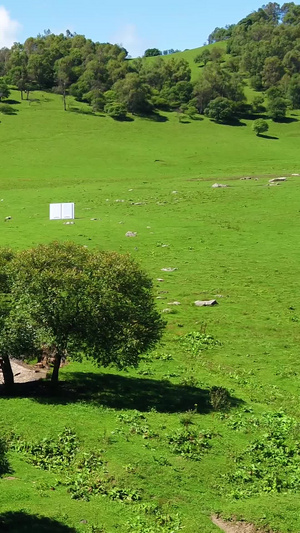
0,2,300,121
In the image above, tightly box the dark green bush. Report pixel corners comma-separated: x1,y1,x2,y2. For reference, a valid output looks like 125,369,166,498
209,386,231,411
0,104,16,115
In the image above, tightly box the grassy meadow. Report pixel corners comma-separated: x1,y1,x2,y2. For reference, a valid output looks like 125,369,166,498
0,87,300,532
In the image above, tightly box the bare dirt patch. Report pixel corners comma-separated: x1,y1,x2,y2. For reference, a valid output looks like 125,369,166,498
211,515,275,533
0,359,48,385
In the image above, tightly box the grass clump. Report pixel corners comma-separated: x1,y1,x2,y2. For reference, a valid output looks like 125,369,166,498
10,428,142,503
226,411,300,498
181,331,220,356
127,503,182,533
11,428,78,470
167,427,212,460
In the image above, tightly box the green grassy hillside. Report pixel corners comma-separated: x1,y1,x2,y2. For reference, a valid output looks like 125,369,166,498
143,41,228,81
0,89,300,532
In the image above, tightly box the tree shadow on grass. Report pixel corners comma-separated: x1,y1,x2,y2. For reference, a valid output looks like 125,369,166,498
0,107,18,115
215,119,246,127
114,115,134,122
274,116,298,123
0,373,243,413
0,512,77,533
140,112,168,122
241,112,267,121
258,134,279,140
3,99,21,105
68,106,95,116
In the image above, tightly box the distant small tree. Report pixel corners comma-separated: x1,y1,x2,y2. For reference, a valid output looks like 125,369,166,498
287,74,300,109
104,101,127,119
194,49,211,65
84,89,105,112
210,47,224,63
144,48,162,57
0,78,10,101
267,96,287,120
252,118,269,136
0,104,16,115
252,95,265,113
205,96,236,123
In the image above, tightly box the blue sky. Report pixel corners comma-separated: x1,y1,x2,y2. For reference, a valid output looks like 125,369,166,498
0,1,299,57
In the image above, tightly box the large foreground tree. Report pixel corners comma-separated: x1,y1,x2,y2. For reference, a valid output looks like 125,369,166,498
5,242,164,384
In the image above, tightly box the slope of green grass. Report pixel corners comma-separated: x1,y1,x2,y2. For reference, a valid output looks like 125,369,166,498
0,90,300,532
143,41,228,81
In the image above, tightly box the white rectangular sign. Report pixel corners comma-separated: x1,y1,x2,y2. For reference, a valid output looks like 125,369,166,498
50,203,75,220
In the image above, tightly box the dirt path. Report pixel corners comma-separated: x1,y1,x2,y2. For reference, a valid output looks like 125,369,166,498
211,516,274,533
0,359,48,385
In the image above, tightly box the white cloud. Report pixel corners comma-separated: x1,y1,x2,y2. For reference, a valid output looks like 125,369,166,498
111,24,152,58
0,6,21,48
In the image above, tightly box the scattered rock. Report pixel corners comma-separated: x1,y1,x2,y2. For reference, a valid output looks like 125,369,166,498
171,190,178,194
168,301,181,305
4,216,11,221
212,183,228,188
63,221,74,225
269,177,286,183
161,244,169,248
156,278,164,282
115,199,125,202
156,296,166,299
125,231,137,237
161,267,177,272
240,176,252,180
162,308,172,313
90,218,98,221
292,173,299,176
195,299,218,307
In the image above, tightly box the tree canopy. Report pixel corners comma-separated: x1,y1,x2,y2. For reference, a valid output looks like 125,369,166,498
0,242,165,386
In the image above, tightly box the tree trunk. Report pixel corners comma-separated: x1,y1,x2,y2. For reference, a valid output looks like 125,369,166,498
63,88,66,111
0,354,14,390
20,90,23,100
51,350,62,384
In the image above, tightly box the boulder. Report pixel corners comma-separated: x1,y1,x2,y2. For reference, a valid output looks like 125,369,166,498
269,177,286,183
195,299,218,307
212,183,228,188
